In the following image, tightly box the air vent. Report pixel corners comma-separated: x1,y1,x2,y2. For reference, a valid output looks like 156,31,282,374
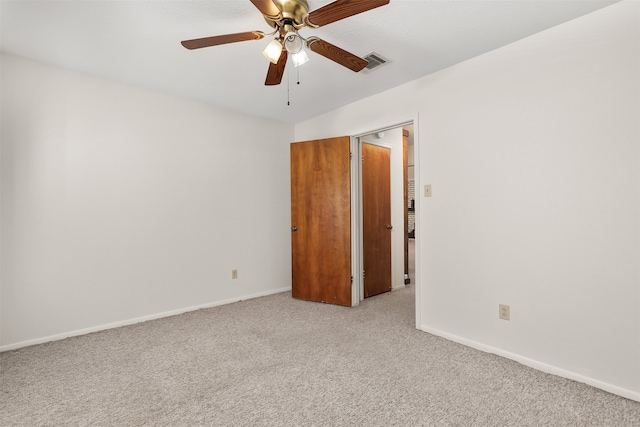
362,52,389,73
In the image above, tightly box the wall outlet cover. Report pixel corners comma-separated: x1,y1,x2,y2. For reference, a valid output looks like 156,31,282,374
499,304,510,320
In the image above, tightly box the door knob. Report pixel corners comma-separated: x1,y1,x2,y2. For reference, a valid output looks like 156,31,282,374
291,226,298,231
386,225,393,230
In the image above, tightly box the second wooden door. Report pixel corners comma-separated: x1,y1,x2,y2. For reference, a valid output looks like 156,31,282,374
362,143,392,297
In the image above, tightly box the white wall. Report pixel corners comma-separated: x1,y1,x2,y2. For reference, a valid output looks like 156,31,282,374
1,54,294,349
295,1,640,400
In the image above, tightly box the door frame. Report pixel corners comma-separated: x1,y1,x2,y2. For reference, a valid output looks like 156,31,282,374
350,119,421,328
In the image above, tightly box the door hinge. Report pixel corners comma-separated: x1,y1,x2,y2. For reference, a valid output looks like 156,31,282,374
350,275,353,284
361,156,364,163
350,152,352,159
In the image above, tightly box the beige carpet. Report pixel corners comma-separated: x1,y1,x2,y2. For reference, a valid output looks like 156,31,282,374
2,285,639,426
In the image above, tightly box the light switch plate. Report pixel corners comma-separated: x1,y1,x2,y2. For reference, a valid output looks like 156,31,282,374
424,184,432,197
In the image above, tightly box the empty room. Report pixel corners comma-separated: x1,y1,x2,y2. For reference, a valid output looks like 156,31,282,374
1,0,639,425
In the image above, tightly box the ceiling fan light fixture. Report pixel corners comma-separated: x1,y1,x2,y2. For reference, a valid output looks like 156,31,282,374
285,34,308,67
263,39,283,64
284,34,303,54
181,0,392,85
291,49,309,67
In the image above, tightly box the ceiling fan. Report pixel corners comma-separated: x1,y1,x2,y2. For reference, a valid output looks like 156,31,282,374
181,0,390,86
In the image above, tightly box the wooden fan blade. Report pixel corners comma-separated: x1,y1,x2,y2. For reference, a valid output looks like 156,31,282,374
250,0,281,18
265,50,288,86
307,38,368,72
181,31,264,50
306,0,389,27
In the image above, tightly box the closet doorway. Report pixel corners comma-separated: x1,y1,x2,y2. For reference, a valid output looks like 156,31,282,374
357,123,415,302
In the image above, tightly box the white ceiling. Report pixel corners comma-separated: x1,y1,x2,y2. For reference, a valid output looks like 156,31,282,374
1,0,619,124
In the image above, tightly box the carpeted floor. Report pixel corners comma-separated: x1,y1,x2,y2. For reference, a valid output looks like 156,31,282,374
1,285,639,426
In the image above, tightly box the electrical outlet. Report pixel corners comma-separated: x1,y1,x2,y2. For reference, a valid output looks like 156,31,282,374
232,269,238,280
499,304,510,320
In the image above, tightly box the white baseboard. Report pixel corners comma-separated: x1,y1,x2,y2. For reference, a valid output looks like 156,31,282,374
0,287,291,352
420,325,640,403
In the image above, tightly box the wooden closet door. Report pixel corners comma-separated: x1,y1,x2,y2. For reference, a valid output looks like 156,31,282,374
362,143,392,297
290,136,352,306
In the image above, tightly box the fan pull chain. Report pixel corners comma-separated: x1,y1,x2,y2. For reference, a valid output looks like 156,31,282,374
287,61,290,106
286,58,302,106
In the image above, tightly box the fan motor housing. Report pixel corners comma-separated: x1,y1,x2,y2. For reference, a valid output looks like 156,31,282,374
266,0,309,27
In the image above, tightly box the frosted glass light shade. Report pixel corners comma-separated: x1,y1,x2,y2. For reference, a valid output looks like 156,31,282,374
292,49,309,67
262,39,283,64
